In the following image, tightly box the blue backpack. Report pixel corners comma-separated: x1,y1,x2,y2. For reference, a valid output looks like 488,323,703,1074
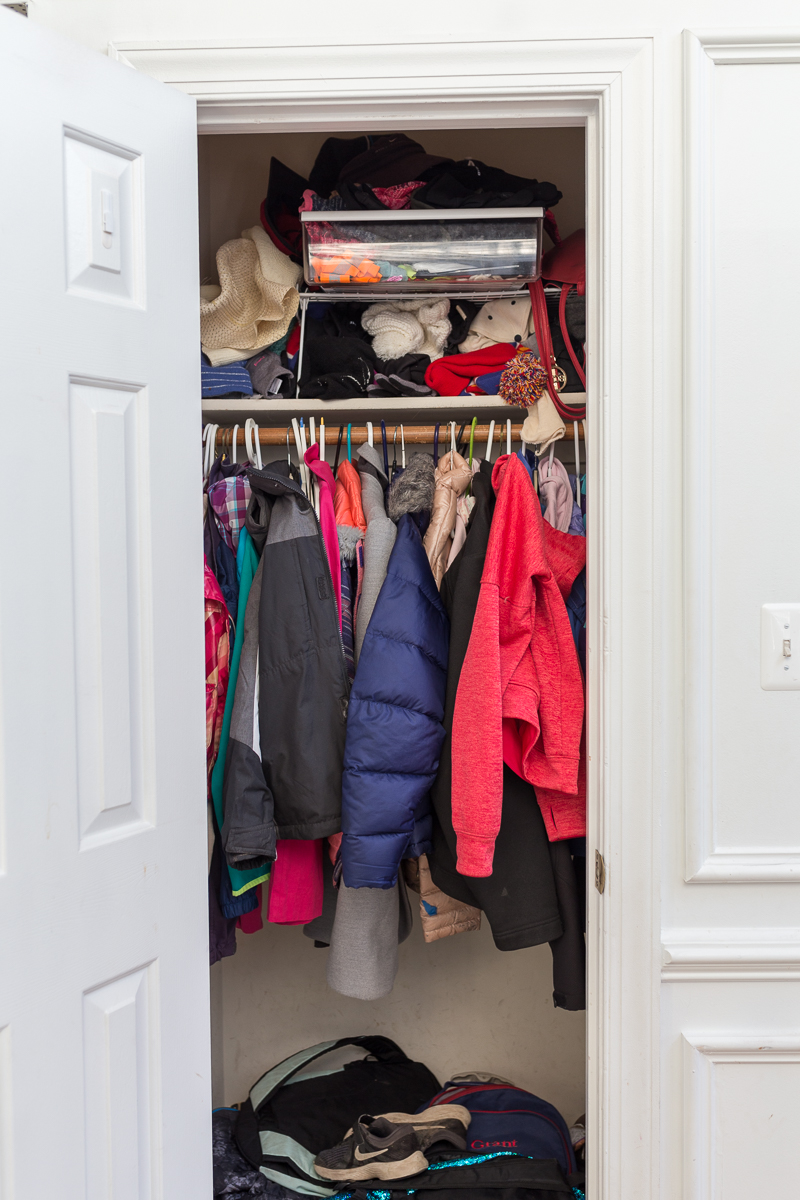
420,1081,576,1179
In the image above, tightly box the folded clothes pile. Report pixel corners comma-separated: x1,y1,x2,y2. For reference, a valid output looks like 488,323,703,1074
198,132,587,403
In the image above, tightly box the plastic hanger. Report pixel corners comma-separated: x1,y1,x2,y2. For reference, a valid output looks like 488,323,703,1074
230,423,239,465
391,426,398,478
244,418,262,470
450,421,456,468
291,418,305,492
573,421,580,502
286,425,292,466
366,421,374,448
309,416,316,447
456,420,466,456
202,424,212,478
205,423,219,479
433,423,440,464
401,424,406,468
320,418,326,463
334,425,344,474
347,423,352,463
486,419,496,463
381,420,388,477
468,416,478,468
506,418,512,456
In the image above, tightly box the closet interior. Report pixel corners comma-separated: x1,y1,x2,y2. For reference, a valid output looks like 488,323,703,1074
201,126,589,1198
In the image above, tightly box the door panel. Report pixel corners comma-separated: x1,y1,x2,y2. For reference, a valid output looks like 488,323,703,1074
668,30,800,1200
0,10,208,1198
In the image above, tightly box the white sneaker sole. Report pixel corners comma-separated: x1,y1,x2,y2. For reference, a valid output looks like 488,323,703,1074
343,1105,471,1139
314,1149,428,1182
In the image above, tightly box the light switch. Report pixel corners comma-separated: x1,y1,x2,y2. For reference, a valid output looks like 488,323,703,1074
90,172,121,274
761,604,800,690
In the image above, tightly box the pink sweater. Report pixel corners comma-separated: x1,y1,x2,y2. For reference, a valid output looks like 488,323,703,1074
451,454,586,877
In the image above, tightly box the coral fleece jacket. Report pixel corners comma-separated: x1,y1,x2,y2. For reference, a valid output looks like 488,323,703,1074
452,453,586,877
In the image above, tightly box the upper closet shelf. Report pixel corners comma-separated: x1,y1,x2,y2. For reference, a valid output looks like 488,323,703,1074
201,393,587,425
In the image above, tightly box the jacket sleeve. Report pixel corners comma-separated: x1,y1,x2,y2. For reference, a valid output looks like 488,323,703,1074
221,559,277,871
451,579,504,876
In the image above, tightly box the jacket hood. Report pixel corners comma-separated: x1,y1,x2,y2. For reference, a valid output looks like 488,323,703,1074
334,459,366,534
337,523,362,562
387,454,435,521
356,443,389,524
245,459,305,551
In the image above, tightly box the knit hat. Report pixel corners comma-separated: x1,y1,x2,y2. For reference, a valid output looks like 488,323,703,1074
245,349,293,398
425,343,517,396
459,296,534,353
200,225,302,353
498,346,549,407
362,298,451,361
520,391,566,453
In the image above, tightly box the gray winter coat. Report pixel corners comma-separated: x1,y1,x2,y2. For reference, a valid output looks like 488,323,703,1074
221,460,349,870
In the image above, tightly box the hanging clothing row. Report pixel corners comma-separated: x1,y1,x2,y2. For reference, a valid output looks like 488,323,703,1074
203,409,588,1006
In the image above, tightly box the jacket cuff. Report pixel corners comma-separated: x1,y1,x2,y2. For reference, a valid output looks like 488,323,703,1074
455,834,496,877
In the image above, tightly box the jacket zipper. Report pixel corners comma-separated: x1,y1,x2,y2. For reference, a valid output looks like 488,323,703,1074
278,473,350,695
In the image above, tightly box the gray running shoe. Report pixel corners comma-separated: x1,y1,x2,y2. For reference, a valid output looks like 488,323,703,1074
314,1115,428,1182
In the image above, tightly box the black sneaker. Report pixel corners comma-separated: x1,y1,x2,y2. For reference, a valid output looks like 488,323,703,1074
314,1115,428,1182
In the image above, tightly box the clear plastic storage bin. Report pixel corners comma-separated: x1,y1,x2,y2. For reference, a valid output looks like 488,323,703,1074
301,208,543,293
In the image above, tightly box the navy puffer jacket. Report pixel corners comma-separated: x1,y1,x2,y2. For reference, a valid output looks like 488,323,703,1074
341,513,449,889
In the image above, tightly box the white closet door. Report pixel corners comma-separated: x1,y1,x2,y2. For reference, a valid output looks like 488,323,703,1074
0,10,208,1199
664,31,800,1200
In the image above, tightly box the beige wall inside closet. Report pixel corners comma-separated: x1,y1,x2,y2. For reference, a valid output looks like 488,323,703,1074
198,127,586,283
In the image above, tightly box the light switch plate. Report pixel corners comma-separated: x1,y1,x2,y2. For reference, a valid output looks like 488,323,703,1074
761,604,800,690
64,127,143,306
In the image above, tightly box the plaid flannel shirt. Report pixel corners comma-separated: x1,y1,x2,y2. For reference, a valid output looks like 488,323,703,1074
208,475,251,552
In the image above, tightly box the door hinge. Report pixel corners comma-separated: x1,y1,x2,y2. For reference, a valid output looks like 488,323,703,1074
2,3,29,15
594,850,606,894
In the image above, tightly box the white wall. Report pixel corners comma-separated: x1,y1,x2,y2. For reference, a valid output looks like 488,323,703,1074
25,0,800,55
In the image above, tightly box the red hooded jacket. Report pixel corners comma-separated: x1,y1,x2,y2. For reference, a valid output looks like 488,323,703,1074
451,453,586,877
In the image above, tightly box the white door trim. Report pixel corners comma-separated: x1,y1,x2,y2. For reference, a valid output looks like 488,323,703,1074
109,36,660,1199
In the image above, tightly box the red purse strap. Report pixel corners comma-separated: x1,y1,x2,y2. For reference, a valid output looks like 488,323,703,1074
528,280,586,421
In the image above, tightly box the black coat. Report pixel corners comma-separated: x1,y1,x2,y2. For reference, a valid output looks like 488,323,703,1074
222,461,349,867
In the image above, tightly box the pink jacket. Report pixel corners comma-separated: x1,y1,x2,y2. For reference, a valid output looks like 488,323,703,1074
451,454,586,877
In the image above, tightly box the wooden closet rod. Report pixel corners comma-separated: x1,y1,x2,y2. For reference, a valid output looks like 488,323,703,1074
212,422,585,447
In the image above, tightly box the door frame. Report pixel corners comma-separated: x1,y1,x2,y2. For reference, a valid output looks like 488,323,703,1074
112,35,661,1199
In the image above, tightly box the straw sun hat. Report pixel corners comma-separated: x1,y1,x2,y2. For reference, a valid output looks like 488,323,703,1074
200,226,302,361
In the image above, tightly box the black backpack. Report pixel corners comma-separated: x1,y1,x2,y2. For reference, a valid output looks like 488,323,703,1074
234,1036,440,1194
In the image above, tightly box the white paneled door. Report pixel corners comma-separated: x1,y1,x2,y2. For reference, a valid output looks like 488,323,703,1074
0,10,210,1198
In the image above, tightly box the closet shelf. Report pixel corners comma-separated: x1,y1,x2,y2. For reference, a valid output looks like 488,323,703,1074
201,394,587,426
